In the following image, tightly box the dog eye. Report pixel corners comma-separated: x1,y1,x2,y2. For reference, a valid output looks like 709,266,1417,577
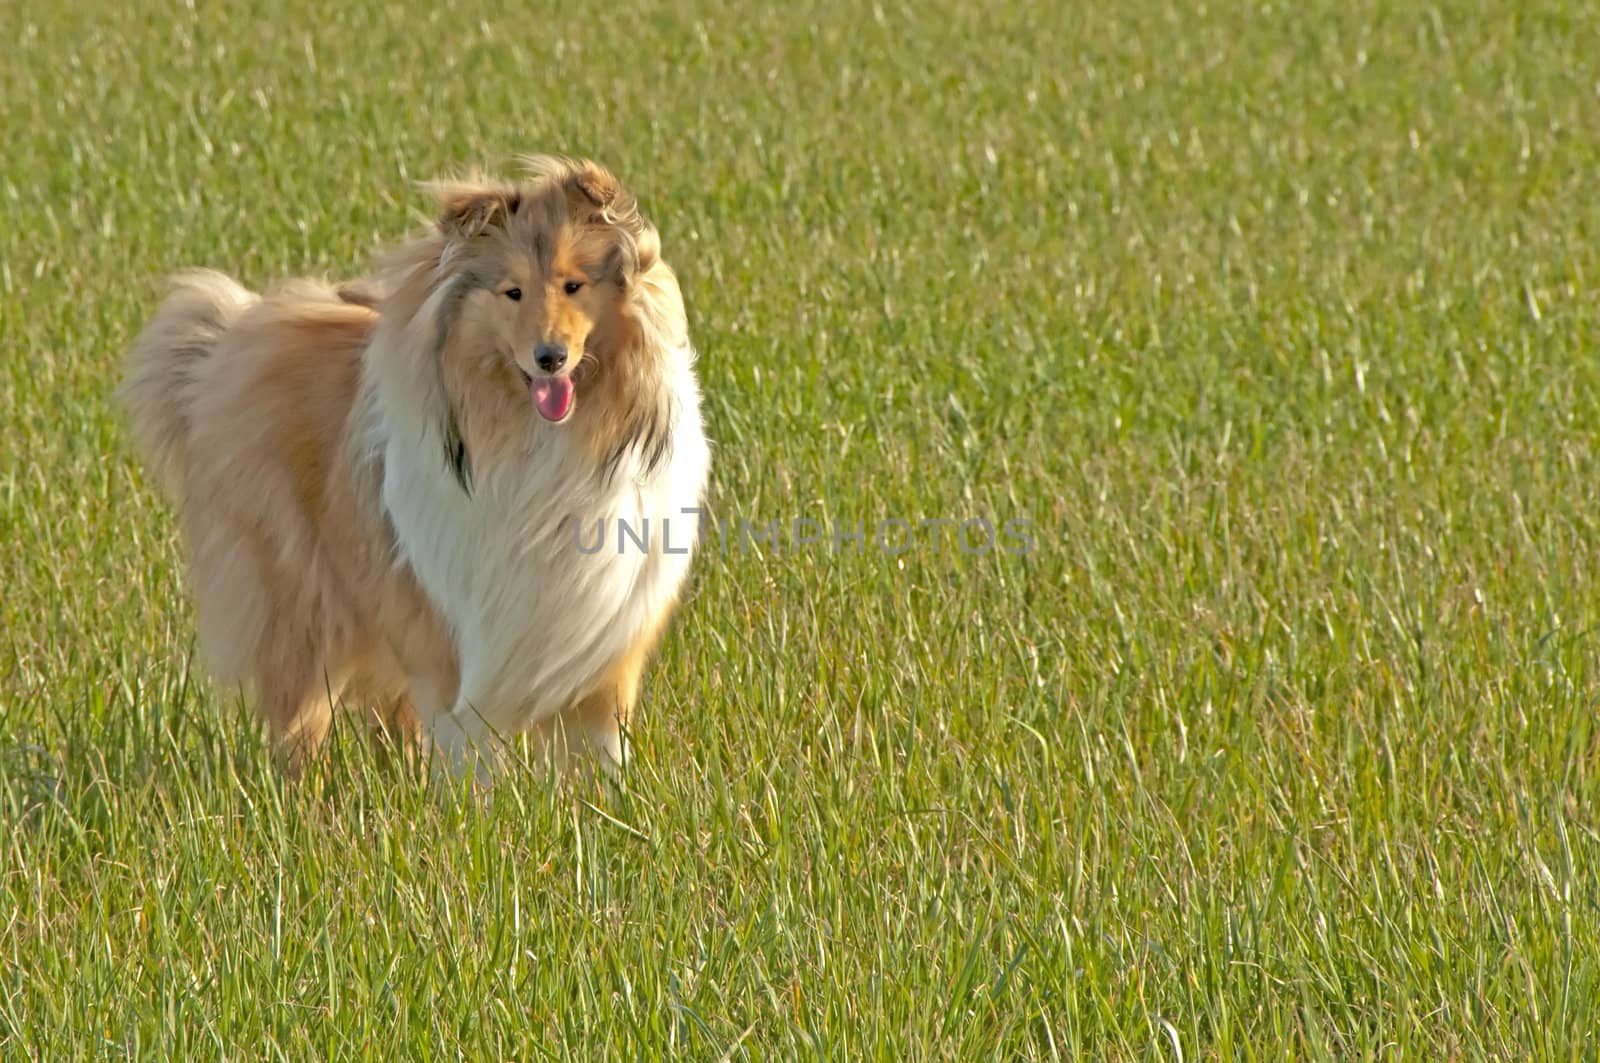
563,281,583,295
505,288,522,301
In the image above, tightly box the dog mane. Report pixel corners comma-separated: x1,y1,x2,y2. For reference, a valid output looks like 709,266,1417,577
366,158,687,491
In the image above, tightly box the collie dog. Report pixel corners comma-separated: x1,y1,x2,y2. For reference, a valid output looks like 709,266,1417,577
119,157,709,777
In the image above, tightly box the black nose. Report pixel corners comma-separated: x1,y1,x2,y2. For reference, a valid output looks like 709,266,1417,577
534,344,567,373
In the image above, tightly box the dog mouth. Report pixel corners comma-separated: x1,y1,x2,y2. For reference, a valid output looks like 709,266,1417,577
520,370,575,423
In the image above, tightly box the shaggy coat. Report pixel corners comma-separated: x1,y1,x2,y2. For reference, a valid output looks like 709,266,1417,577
119,157,709,776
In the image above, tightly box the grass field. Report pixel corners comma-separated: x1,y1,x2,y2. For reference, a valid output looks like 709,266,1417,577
5,0,1600,1056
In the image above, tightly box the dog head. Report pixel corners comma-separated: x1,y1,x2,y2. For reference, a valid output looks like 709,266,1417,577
394,157,675,488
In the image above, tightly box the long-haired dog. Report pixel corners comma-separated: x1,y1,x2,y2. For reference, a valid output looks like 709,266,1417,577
119,157,709,778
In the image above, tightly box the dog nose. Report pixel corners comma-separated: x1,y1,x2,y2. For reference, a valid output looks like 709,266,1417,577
535,344,567,373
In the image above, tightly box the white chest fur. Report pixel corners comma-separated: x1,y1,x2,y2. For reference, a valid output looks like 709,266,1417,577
376,359,709,739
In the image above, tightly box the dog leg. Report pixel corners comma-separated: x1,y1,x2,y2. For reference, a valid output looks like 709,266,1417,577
341,651,424,767
427,708,501,788
424,608,672,781
561,620,666,771
258,660,342,776
363,693,422,767
565,682,631,770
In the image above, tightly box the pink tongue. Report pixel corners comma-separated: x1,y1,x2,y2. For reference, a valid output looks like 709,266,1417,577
531,375,574,421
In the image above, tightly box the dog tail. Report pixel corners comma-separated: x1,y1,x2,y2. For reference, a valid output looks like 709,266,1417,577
119,269,259,494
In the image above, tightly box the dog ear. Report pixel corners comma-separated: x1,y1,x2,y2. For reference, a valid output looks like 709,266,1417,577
568,162,643,227
572,163,622,211
426,176,521,241
568,161,658,277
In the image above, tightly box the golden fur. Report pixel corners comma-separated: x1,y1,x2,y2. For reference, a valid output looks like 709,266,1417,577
120,157,704,775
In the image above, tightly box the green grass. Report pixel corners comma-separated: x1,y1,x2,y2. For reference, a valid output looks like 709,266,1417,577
4,0,1600,1055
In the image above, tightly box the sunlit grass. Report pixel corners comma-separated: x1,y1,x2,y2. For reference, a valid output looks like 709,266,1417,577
4,0,1600,1056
